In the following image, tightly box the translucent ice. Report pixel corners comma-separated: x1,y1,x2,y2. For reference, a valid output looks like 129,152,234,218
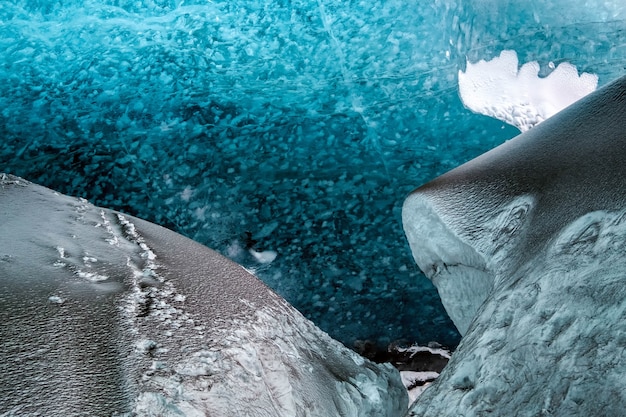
2,0,626,350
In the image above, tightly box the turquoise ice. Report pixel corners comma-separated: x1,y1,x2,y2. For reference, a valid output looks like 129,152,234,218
1,0,625,349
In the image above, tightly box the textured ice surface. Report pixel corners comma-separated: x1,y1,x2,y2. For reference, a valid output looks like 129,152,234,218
459,50,598,132
403,76,626,415
0,174,407,416
2,0,626,349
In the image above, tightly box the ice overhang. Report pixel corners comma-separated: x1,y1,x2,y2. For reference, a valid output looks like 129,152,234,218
402,193,493,336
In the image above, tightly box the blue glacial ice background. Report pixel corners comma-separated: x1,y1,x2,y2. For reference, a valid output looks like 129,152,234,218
1,0,625,351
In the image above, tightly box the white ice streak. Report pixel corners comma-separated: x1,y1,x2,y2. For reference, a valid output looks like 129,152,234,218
96,209,120,246
56,246,66,258
458,50,598,132
394,344,451,360
53,246,68,267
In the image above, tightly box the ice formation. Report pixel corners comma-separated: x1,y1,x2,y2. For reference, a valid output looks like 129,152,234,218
0,174,407,416
4,0,626,350
403,75,626,415
458,50,598,132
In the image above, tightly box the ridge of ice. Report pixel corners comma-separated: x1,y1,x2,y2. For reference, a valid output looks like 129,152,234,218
409,209,626,415
458,50,598,132
405,76,626,415
133,301,407,416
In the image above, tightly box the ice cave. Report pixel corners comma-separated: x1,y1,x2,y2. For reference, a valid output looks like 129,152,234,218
2,0,626,415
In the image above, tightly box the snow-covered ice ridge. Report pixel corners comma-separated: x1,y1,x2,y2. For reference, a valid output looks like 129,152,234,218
0,174,407,416
404,75,626,415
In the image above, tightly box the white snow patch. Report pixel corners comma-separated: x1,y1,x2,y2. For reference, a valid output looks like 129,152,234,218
249,248,278,264
226,240,244,258
77,270,109,282
458,50,598,132
48,295,65,304
395,344,451,360
400,371,440,404
56,246,66,258
82,255,98,265
135,339,158,354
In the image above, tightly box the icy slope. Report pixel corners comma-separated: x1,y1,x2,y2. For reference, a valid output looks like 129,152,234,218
0,174,407,416
403,75,626,415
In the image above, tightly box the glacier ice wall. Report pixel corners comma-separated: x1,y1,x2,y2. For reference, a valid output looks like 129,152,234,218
0,174,408,416
2,0,626,348
404,74,626,415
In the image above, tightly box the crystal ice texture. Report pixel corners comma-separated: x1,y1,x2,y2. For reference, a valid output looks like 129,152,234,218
0,174,407,416
4,0,626,349
403,75,626,415
458,50,598,132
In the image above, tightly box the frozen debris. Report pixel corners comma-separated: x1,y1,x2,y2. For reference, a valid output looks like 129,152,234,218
0,173,29,186
400,371,440,404
48,295,65,304
56,246,66,258
458,50,598,132
135,339,157,354
394,343,451,361
249,248,278,264
77,270,109,282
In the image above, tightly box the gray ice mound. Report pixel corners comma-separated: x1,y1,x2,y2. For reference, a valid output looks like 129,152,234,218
403,75,626,415
0,174,407,416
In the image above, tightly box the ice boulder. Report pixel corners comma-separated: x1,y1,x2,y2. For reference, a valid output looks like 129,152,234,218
0,174,407,416
403,75,626,415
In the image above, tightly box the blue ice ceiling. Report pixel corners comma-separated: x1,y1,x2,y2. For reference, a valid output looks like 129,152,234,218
2,0,625,349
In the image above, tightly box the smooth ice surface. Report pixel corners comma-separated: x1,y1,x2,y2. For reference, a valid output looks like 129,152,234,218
0,174,407,416
459,50,598,132
403,75,626,415
2,0,626,349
